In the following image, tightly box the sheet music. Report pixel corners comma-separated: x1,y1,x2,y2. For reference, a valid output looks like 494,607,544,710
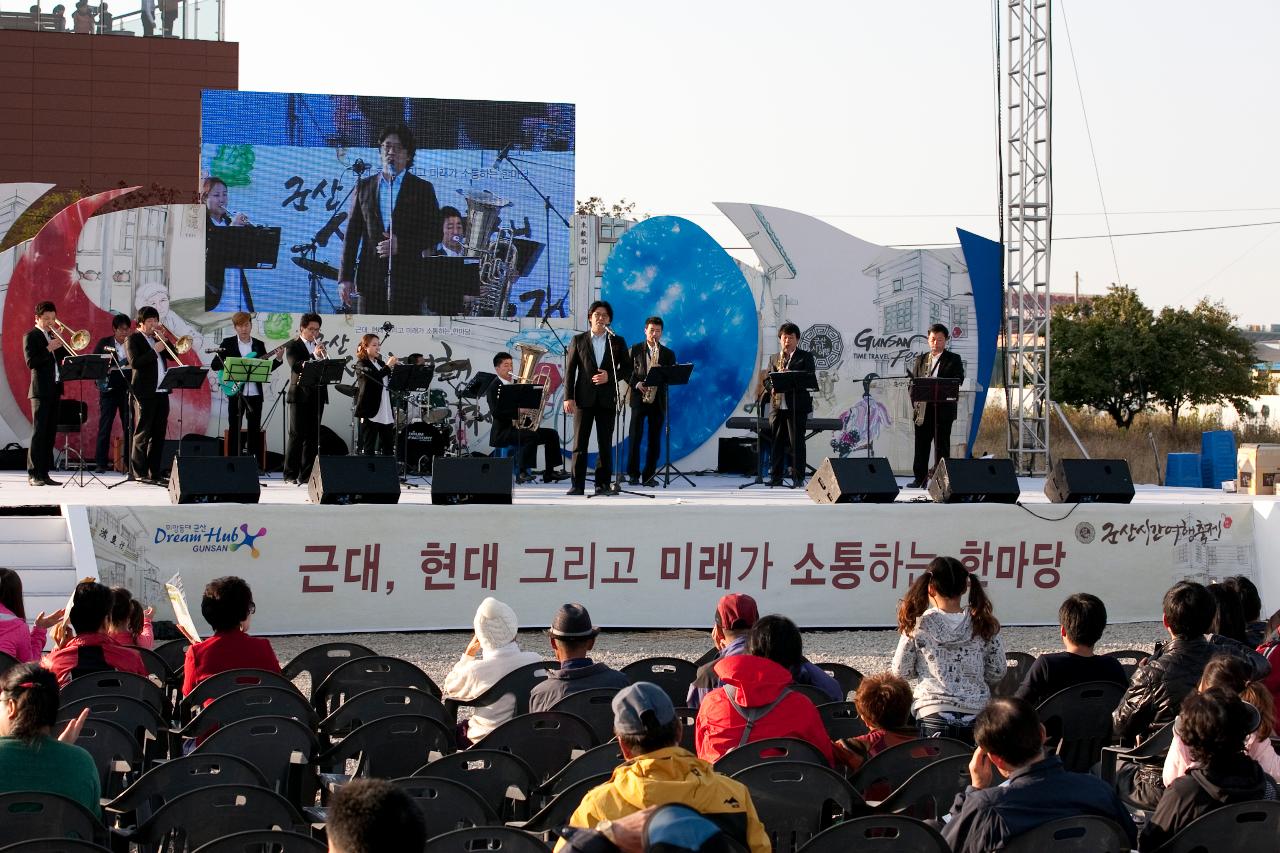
165,572,203,642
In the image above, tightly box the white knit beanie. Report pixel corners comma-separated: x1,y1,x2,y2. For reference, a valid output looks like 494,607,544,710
473,596,519,650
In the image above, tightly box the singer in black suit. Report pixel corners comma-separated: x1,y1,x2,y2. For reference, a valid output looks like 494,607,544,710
352,332,397,456
210,311,281,465
486,351,570,483
768,322,818,488
626,316,676,486
910,323,965,487
127,305,171,483
93,314,133,472
563,300,632,496
24,301,69,486
337,123,440,316
283,313,329,484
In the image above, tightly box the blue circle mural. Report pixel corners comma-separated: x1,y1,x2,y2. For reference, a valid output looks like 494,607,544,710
601,216,758,465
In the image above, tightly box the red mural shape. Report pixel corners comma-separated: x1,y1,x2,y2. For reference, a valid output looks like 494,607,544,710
3,189,209,459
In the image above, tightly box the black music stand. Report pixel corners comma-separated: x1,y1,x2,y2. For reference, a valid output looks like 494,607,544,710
59,354,111,488
768,369,819,488
494,383,544,486
300,357,346,469
421,256,483,316
645,363,695,488
208,226,281,312
221,357,272,459
162,366,209,466
909,376,962,486
389,363,434,485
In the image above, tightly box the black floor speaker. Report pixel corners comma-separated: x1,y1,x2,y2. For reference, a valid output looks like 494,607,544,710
806,457,900,504
928,458,1020,504
1045,458,1135,503
431,457,513,505
717,437,758,475
308,455,400,505
168,456,261,504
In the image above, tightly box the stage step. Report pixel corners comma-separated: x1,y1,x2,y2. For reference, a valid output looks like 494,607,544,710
3,512,81,626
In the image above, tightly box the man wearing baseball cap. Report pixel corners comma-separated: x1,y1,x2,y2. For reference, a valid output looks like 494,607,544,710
685,594,759,711
530,603,631,712
555,682,770,853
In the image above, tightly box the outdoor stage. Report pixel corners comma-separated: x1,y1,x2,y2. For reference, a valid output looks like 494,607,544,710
3,471,1276,637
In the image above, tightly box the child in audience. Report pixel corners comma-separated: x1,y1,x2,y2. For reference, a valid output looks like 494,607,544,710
44,580,148,685
1014,593,1127,707
0,663,99,815
182,576,279,697
1205,582,1270,678
106,587,154,649
442,597,541,745
832,672,917,774
0,568,62,662
891,556,1005,743
1222,576,1267,646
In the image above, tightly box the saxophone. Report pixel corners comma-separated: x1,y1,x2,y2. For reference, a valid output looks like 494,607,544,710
513,342,551,429
769,351,788,409
640,345,660,404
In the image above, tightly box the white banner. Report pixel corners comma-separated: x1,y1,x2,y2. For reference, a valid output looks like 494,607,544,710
84,502,1257,635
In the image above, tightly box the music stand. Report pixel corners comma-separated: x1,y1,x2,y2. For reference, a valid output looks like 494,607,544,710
58,354,111,488
299,359,346,462
644,363,695,488
767,369,819,488
221,357,272,459
494,383,544,486
389,363,434,484
161,366,209,464
909,376,961,485
421,256,482,316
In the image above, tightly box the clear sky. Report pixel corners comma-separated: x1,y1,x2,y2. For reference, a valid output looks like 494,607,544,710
227,0,1280,325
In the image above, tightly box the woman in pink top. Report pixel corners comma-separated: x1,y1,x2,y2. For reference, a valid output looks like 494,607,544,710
0,568,63,662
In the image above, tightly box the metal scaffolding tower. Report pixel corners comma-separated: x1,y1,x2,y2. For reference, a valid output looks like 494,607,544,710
1004,0,1053,475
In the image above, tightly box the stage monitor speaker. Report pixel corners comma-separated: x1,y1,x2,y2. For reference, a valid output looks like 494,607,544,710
1045,458,1135,503
431,457,513,505
168,456,261,504
717,437,757,475
806,457,900,504
160,434,221,474
308,455,400,505
928,458,1020,504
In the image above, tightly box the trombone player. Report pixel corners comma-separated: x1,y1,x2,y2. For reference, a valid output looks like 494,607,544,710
25,301,72,486
127,305,173,484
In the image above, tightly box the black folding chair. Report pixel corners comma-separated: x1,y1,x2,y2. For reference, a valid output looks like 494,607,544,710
1035,680,1125,773
481,711,598,784
423,827,551,853
152,639,190,676
548,687,622,743
317,714,454,782
443,660,557,726
995,651,1036,698
0,839,112,853
811,662,863,700
1149,800,1280,853
318,686,449,745
190,716,319,809
71,717,142,799
58,694,165,761
179,669,300,725
538,741,625,798
391,776,499,834
815,701,869,741
59,670,166,716
415,748,539,822
849,738,971,802
190,829,325,853
0,792,107,846
713,737,830,777
511,772,610,842
1000,814,1133,853
873,753,969,819
1102,648,1150,679
312,656,441,717
619,657,694,708
0,650,18,678
730,760,868,853
795,814,949,853
106,752,268,830
280,642,376,697
113,783,304,853
789,683,832,706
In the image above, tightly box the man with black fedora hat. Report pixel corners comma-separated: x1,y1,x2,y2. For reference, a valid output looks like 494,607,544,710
530,602,631,712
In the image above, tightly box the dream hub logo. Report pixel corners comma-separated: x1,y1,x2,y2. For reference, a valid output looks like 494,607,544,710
155,523,268,557
229,524,268,559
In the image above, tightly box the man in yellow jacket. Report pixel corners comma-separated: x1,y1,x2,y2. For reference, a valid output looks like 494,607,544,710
556,682,771,853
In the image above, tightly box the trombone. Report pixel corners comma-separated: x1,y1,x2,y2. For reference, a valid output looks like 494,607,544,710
151,324,192,362
50,319,90,352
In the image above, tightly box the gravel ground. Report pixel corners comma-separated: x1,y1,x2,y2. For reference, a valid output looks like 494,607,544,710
265,623,1163,697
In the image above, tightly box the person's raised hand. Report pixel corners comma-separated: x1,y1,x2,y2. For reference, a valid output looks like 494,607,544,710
34,608,65,630
968,745,995,789
58,707,89,744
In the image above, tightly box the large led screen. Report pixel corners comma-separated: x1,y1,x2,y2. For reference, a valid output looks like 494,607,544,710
200,91,575,318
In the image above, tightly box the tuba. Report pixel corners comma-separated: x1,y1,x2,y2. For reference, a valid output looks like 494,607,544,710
459,190,519,318
512,342,551,430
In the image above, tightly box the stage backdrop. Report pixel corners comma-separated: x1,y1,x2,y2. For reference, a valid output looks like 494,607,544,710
85,501,1256,635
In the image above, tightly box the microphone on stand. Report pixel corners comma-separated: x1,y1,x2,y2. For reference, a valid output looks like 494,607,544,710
352,159,369,175
493,143,513,169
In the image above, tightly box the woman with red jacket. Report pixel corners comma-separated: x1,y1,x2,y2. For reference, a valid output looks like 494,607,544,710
182,576,280,697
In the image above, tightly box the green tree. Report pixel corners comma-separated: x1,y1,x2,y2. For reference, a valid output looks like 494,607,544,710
1050,285,1156,428
1149,299,1265,429
575,197,637,218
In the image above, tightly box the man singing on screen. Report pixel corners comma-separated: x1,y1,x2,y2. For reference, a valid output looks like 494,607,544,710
338,122,439,316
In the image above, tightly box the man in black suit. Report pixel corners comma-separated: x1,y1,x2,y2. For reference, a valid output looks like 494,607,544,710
563,300,632,496
909,322,965,488
486,351,570,484
93,313,132,473
768,322,817,488
210,311,281,467
626,316,676,486
126,305,171,483
337,122,440,316
283,312,328,484
24,300,69,486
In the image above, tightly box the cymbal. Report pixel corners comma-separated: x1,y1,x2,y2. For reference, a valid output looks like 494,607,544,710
426,407,450,424
292,257,340,280
333,383,356,398
435,358,470,374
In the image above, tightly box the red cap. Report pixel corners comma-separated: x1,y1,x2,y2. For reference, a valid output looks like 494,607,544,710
715,593,759,631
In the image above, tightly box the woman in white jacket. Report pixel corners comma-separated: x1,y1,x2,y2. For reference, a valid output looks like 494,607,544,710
443,597,542,744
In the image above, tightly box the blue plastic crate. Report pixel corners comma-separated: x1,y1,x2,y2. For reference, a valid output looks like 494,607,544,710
1166,453,1202,488
1200,430,1237,488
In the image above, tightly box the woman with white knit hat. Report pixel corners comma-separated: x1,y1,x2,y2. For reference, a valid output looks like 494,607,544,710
443,596,542,744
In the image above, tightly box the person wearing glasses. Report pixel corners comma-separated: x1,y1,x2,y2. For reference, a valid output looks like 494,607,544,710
563,300,631,496
180,576,279,698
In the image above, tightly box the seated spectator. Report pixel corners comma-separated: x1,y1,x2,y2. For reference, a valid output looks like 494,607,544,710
686,593,758,711
442,596,541,744
891,556,1005,743
1014,593,1127,708
694,614,835,766
748,614,841,702
1139,688,1279,851
0,663,99,816
327,777,427,853
530,603,630,713
1163,655,1280,785
559,802,744,853
45,580,148,685
943,697,1136,853
182,576,280,697
831,672,917,775
106,587,154,649
1222,575,1268,646
558,682,770,853
0,567,62,662
1205,582,1270,678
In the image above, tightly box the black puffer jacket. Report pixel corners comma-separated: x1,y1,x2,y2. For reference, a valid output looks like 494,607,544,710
1113,636,1271,743
1137,753,1278,851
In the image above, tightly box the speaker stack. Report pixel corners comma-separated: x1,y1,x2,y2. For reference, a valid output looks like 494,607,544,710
307,456,401,505
1045,458,1135,503
928,458,1020,504
806,457,900,504
168,456,261,504
431,457,514,505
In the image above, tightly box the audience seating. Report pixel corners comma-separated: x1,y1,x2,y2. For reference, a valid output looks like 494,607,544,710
619,656,695,707
0,649,17,677
730,760,869,853
849,738,971,801
317,685,449,745
872,753,969,819
814,701,869,741
414,749,539,822
0,840,112,853
789,683,833,706
189,829,325,853
134,647,173,686
58,670,167,716
106,752,268,830
674,706,697,751
1000,814,1132,853
281,642,376,696
190,716,319,808
812,662,863,700
548,687,622,743
176,686,318,743
794,814,949,853
1102,648,1150,679
151,639,191,677
712,736,830,777
70,717,142,799
691,648,719,668
512,771,611,841
537,741,625,798
1035,680,1125,773
316,714,454,781
180,669,301,725
1100,719,1175,788
57,695,165,759
1152,800,1280,853
311,656,441,717
0,792,107,846
112,783,304,853
442,660,557,726
480,711,598,783
423,827,551,853
390,776,499,834
995,651,1036,698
